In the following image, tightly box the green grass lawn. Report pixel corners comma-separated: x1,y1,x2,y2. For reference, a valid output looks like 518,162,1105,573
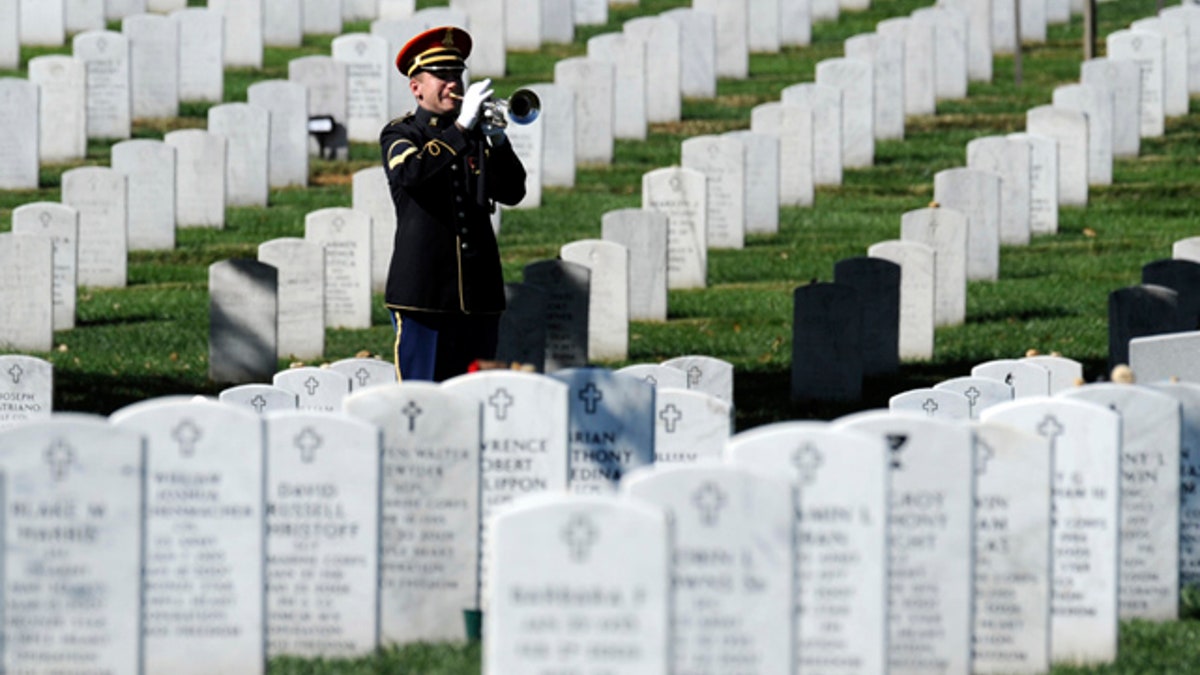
5,0,1200,671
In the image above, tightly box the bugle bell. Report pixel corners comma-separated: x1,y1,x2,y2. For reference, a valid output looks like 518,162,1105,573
480,88,541,128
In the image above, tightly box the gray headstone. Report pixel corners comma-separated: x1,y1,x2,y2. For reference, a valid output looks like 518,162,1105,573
164,129,227,228
623,465,793,672
681,135,746,250
560,240,629,362
209,259,278,384
933,167,1001,281
328,357,396,392
749,102,814,206
1142,258,1200,329
208,103,270,208
966,135,1032,246
723,130,780,235
72,30,131,140
257,237,325,361
0,355,52,428
248,80,309,188
1052,83,1113,187
28,55,86,163
61,166,127,288
524,82,575,188
586,33,645,141
554,58,614,166
12,202,79,330
0,415,143,674
901,206,968,327
981,398,1120,665
208,0,263,67
844,32,905,141
833,412,975,675
484,495,669,674
834,257,900,376
972,359,1052,398
792,283,861,402
641,167,707,289
342,383,482,641
1109,284,1190,370
0,78,40,190
889,387,971,419
0,234,53,352
971,421,1053,674
815,58,874,169
551,368,654,493
624,17,681,124
661,8,717,98
615,364,688,390
934,376,1014,419
868,239,936,361
218,383,298,414
1081,58,1142,159
1025,105,1088,207
19,0,65,46
600,208,668,321
110,399,266,675
496,283,547,372
1061,384,1181,621
123,14,179,119
305,207,373,330
264,411,381,658
273,367,351,413
1106,29,1165,138
524,259,590,372
174,8,223,102
694,0,748,78
662,355,735,405
1007,132,1060,235
332,33,390,144
264,0,302,47
1023,354,1085,394
726,422,888,674
651,389,730,463
779,83,841,186
112,139,176,251
876,17,936,116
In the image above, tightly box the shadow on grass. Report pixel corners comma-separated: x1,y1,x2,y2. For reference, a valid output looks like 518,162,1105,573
56,371,223,416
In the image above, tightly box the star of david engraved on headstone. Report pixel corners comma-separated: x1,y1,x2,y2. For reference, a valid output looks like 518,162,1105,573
579,383,603,414
1037,414,1064,453
402,400,422,432
886,433,908,470
686,366,702,388
692,481,727,527
354,368,371,386
922,398,939,417
976,438,995,475
172,419,202,458
294,427,322,464
562,513,599,563
791,442,824,484
659,404,683,433
964,386,981,415
303,376,321,396
7,363,23,384
44,439,76,482
250,395,268,413
488,388,514,421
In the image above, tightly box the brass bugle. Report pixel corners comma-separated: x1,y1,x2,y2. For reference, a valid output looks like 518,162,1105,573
448,88,541,127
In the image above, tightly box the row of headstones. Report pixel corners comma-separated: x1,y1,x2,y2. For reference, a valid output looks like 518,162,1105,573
8,364,1195,673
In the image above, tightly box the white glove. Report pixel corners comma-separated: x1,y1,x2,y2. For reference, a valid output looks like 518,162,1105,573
456,78,493,130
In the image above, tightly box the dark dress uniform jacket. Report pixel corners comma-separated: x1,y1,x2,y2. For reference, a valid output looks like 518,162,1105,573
380,106,526,314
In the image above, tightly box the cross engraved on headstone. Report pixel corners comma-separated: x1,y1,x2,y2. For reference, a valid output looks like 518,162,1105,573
303,376,321,396
402,400,423,432
976,438,995,475
1037,414,1064,453
686,366,702,387
172,419,203,458
44,439,76,482
354,368,371,386
250,395,268,413
562,513,599,563
659,404,683,433
964,386,981,414
7,363,23,384
488,388,515,421
886,433,908,470
792,442,824,484
294,427,323,464
692,481,727,527
922,398,939,417
579,383,603,414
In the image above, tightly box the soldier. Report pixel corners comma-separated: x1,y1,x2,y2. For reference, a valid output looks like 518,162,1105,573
381,26,526,381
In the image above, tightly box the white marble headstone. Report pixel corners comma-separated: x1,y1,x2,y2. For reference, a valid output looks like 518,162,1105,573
681,135,746,250
933,168,1001,281
1006,132,1060,235
1052,83,1113,187
11,202,79,330
869,239,936,360
123,14,179,119
0,355,53,428
0,78,40,189
305,207,373,330
749,102,814,207
61,166,127,288
1025,105,1088,207
900,206,968,327
111,139,176,250
28,56,86,163
218,383,298,414
560,239,629,362
174,8,223,102
1080,58,1142,159
661,8,717,98
328,357,396,392
1106,29,1165,139
554,57,614,166
208,103,270,208
72,30,131,140
164,129,227,228
208,259,278,384
274,367,352,413
934,376,1014,420
779,83,842,186
814,58,874,169
844,32,905,141
642,167,707,290
247,79,310,188
652,389,731,464
332,33,390,144
0,233,53,352
257,238,325,361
